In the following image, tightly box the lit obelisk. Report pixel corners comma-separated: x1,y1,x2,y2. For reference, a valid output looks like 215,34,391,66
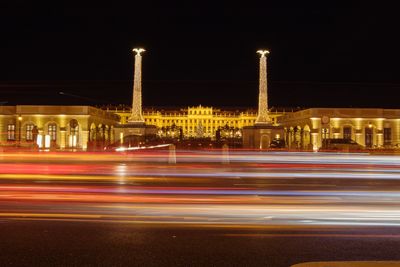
128,48,145,124
255,50,272,125
242,49,284,149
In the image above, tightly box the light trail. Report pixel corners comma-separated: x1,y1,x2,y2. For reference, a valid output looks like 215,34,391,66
1,151,400,227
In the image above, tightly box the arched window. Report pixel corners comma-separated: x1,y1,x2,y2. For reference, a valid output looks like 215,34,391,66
48,123,57,141
26,124,35,141
69,119,79,147
384,128,392,145
7,124,15,141
70,120,78,134
343,126,352,140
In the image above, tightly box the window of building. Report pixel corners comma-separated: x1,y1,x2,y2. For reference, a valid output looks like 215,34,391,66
384,128,391,145
48,123,57,141
365,127,373,148
7,124,15,141
69,120,79,148
321,128,329,139
343,126,352,140
26,124,34,141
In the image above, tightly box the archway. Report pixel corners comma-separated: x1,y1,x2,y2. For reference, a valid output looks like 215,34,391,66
288,127,295,149
69,119,79,148
303,125,311,149
365,126,373,148
97,124,104,141
260,134,270,149
294,126,302,149
89,123,97,141
104,125,110,144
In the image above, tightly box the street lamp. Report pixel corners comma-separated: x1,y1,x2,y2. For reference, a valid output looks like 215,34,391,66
18,115,22,146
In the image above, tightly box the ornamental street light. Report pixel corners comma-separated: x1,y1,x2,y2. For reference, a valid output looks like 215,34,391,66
18,115,22,146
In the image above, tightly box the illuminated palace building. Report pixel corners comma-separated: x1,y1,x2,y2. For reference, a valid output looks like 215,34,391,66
2,105,400,150
0,104,284,150
0,105,119,150
108,105,285,139
110,106,400,149
279,108,400,149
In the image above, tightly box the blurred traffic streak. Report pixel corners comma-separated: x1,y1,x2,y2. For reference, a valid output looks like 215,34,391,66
1,150,400,226
2,150,400,164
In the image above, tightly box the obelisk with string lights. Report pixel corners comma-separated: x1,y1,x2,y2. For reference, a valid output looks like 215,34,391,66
255,50,272,125
242,49,284,149
114,48,157,147
128,48,145,124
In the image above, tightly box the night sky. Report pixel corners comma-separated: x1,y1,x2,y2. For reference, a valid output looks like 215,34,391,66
1,2,399,108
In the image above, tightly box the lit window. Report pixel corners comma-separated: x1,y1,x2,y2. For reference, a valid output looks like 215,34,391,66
48,123,57,141
26,124,34,141
69,120,79,148
7,124,15,141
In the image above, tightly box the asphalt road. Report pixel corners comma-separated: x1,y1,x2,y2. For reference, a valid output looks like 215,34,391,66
1,220,400,267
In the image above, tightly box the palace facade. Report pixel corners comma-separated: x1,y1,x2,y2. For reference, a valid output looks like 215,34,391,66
0,105,119,150
2,105,400,150
107,105,287,139
279,108,400,150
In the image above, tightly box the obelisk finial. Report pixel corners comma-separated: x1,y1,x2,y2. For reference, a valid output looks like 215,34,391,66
128,48,146,124
132,48,145,55
255,49,271,125
257,50,269,57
